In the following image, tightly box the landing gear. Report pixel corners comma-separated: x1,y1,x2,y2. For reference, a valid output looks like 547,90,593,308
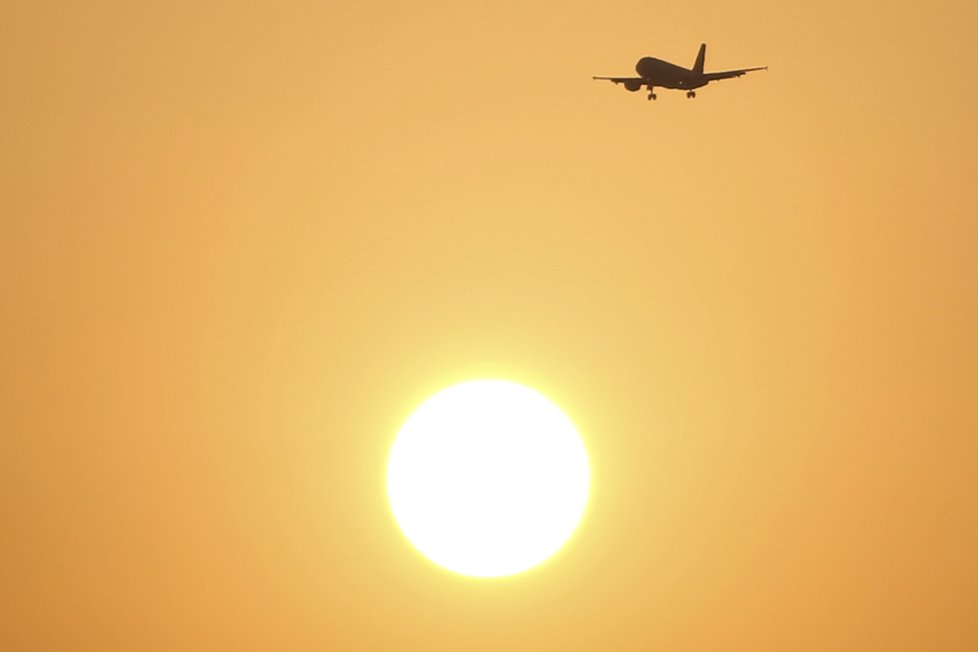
647,89,657,101
686,90,697,99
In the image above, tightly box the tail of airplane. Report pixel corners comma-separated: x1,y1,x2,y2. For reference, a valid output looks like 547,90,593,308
692,43,706,75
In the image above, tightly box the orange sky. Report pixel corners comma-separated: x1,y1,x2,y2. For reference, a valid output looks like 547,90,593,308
3,1,977,649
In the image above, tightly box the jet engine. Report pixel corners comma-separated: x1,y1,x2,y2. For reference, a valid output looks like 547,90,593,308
623,80,642,92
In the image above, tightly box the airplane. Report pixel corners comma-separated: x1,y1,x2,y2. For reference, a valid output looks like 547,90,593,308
593,43,766,100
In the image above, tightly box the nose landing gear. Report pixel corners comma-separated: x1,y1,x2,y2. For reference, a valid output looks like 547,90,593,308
686,90,697,99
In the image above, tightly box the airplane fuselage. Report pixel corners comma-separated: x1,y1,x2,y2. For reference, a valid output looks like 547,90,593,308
635,57,709,90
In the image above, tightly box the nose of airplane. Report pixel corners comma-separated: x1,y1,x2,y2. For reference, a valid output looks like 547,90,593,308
635,57,654,76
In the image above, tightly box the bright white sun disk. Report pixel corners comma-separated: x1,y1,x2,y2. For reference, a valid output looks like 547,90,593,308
387,380,590,577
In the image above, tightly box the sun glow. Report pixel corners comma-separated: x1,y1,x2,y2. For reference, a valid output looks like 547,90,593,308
387,380,590,578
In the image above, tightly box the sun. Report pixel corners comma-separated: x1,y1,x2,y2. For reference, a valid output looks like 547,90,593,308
386,380,590,578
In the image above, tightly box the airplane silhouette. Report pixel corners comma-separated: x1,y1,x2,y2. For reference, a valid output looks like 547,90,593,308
593,44,766,100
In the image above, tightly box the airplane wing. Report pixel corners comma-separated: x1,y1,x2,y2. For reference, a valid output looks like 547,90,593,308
592,76,646,92
703,66,767,82
592,76,645,85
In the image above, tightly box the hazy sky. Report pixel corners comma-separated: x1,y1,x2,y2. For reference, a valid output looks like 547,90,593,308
3,1,977,649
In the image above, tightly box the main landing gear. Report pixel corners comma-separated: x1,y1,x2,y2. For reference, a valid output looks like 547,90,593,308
647,89,657,101
686,90,697,99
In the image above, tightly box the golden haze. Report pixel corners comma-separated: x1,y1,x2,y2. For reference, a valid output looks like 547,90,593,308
2,1,977,649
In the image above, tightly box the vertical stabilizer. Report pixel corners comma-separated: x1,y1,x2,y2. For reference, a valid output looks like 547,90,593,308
692,43,706,74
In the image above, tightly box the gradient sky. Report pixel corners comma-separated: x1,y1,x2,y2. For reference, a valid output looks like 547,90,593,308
3,1,977,649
